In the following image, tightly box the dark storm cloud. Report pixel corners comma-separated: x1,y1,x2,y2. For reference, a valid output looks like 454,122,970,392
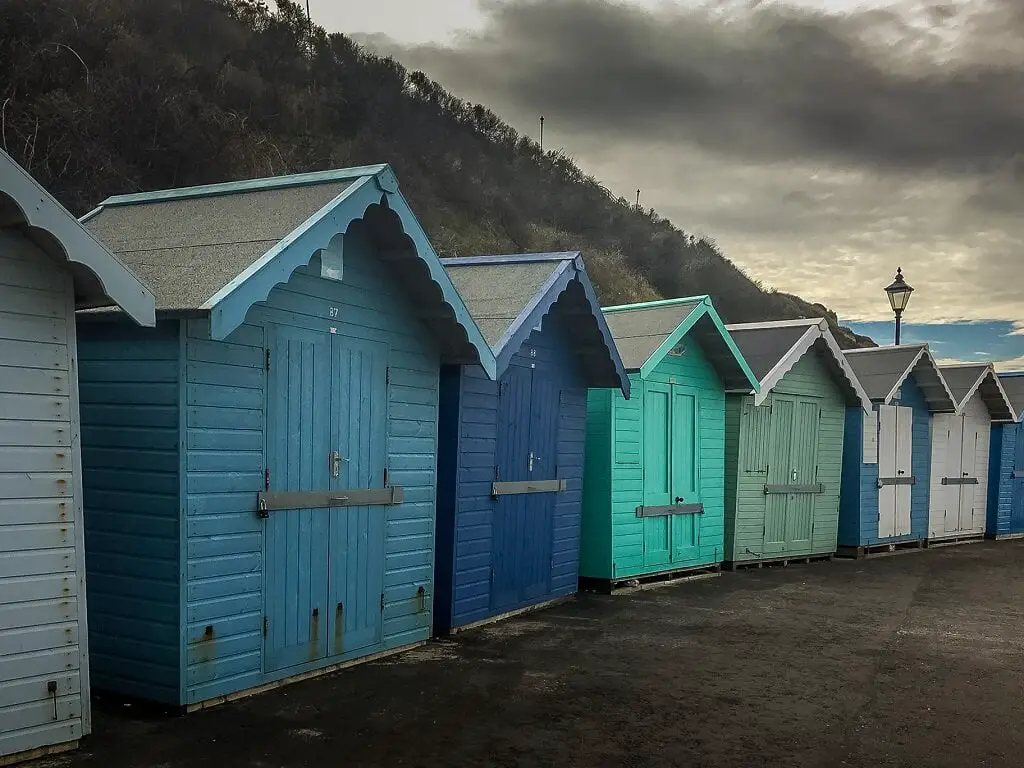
363,0,1024,176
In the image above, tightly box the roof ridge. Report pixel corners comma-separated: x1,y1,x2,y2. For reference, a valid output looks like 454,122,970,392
440,252,579,266
603,295,709,313
99,164,390,207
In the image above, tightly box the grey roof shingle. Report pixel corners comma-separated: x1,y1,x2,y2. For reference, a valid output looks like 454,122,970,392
726,325,810,382
84,180,353,310
442,260,561,348
999,375,1024,418
844,345,924,401
940,364,988,405
603,301,703,371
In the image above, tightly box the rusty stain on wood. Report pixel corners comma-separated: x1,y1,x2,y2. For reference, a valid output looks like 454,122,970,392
333,602,344,656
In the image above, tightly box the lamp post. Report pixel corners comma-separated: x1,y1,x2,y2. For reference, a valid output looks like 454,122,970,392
885,267,914,345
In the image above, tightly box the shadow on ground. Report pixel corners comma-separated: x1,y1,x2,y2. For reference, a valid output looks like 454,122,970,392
34,541,1024,768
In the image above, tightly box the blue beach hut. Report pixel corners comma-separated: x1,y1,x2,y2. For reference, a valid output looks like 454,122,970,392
74,165,495,708
433,253,628,634
985,373,1024,539
837,344,956,557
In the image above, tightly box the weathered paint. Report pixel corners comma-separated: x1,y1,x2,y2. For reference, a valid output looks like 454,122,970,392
78,216,456,706
434,313,588,632
837,378,933,548
724,353,847,563
0,244,88,759
581,338,729,579
0,154,152,764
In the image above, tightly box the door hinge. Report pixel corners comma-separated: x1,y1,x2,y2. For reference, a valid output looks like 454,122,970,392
264,468,270,491
494,465,500,481
386,366,390,385
380,592,385,612
383,466,388,486
265,349,271,372
262,616,268,637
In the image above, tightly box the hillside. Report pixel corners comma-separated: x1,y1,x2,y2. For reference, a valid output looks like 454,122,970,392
0,0,872,346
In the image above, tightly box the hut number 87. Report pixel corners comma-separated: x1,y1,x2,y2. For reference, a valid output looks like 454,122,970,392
329,307,339,318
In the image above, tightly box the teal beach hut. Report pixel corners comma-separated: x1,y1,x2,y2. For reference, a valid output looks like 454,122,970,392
722,319,872,567
579,297,759,588
73,165,494,708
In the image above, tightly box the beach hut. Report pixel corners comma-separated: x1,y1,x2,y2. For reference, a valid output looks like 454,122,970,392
987,373,1024,539
579,297,759,588
74,165,494,709
0,150,154,763
837,344,957,556
433,253,628,633
722,319,872,567
928,364,1015,544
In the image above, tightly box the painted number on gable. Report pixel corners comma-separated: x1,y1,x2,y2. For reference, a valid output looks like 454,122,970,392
329,307,339,318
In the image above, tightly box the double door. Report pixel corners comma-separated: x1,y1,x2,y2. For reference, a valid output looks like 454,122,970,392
878,405,914,539
490,365,561,613
931,411,985,537
263,326,388,672
641,382,700,567
762,395,819,555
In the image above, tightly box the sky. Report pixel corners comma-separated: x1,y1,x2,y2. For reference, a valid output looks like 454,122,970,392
312,0,1024,369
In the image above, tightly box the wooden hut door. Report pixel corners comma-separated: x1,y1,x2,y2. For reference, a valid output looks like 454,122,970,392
326,337,388,657
641,382,672,567
784,399,819,551
763,397,794,555
263,327,332,672
1012,424,1024,531
937,413,965,536
490,366,558,612
957,415,983,534
670,389,700,561
880,405,914,539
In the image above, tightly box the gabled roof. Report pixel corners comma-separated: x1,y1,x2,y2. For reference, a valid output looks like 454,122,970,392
0,149,154,325
998,373,1024,422
441,252,629,395
80,164,495,377
939,364,1016,422
725,318,872,413
602,296,759,392
843,344,956,412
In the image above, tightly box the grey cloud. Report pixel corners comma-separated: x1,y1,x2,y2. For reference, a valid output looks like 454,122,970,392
361,0,1024,176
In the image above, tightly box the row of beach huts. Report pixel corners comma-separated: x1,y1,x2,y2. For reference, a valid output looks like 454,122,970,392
2,153,1024,763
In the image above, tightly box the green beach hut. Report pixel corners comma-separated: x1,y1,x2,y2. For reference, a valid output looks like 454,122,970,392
579,297,759,588
721,319,872,567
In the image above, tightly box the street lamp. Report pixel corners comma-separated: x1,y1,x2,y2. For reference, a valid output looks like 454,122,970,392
885,267,914,345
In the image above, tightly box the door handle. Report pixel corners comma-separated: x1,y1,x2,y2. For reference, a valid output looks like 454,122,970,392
897,470,905,475
330,451,341,478
529,451,541,472
675,496,685,504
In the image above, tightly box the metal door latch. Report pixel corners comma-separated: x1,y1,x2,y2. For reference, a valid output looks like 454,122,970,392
330,451,342,479
528,451,540,472
791,468,798,481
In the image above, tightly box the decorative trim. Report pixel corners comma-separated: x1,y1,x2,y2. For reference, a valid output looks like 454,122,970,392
635,503,705,517
637,299,760,393
764,483,825,494
257,486,404,513
941,477,979,485
1,149,156,325
491,479,567,496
